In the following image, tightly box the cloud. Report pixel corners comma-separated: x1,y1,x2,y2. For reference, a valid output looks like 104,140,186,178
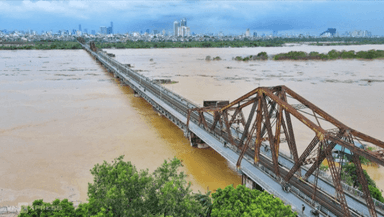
0,0,383,35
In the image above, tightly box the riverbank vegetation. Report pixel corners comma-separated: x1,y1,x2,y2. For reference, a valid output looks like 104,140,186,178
234,52,268,61
0,41,82,50
273,49,384,60
18,156,296,217
340,163,384,203
95,40,284,49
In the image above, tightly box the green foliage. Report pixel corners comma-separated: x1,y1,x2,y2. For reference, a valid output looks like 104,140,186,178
369,185,384,203
95,40,283,49
273,49,384,60
273,51,307,60
327,49,341,59
257,52,268,58
340,163,384,202
234,52,268,61
19,156,204,217
0,41,82,50
309,51,320,57
18,198,87,217
86,156,204,217
211,185,296,217
193,190,213,216
319,164,329,171
340,50,356,59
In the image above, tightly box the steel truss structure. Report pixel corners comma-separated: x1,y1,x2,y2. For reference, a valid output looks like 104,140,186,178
187,85,384,217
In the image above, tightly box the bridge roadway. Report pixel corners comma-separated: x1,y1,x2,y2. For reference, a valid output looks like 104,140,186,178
79,42,384,217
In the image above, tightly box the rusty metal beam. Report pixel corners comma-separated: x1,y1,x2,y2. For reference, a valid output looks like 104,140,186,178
238,98,258,149
284,135,319,183
261,94,280,177
327,135,384,167
236,103,259,169
254,98,263,163
273,91,284,157
220,86,281,112
350,143,377,217
223,110,237,148
324,143,350,217
282,86,384,149
261,87,327,141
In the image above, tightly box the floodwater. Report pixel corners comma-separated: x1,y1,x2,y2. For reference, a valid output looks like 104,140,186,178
0,50,240,207
1,45,384,207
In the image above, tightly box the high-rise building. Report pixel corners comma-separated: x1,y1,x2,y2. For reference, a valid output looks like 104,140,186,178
245,29,250,37
253,32,257,37
110,22,113,34
84,29,88,34
162,29,166,36
146,29,150,34
72,29,77,35
273,30,278,36
100,26,107,34
79,24,82,31
173,21,179,36
181,18,187,27
153,30,158,35
91,30,96,35
107,27,112,34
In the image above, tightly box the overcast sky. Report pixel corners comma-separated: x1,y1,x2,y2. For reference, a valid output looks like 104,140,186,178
1,0,383,35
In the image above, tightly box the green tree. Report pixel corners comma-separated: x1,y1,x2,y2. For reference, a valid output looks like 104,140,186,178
211,185,296,217
85,156,204,217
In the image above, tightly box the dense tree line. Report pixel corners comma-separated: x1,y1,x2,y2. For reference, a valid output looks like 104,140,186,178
0,42,82,50
18,156,296,217
273,49,384,60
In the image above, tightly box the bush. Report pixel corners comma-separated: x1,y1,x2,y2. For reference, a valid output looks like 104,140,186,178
340,50,356,59
340,163,384,202
309,51,320,57
257,51,267,58
328,49,341,59
211,185,296,217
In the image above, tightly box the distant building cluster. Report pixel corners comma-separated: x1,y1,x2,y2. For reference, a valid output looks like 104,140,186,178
173,18,190,37
319,28,372,38
99,22,113,35
345,30,372,38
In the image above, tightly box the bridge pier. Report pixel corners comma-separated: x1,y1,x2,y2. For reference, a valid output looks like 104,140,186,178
188,132,209,149
242,174,264,192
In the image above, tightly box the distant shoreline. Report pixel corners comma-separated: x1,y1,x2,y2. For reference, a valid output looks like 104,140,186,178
2,40,384,50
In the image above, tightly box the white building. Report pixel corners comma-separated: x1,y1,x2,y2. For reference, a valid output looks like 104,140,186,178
245,29,250,37
173,21,179,36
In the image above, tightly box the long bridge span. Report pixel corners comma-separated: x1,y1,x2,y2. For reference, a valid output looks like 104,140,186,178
78,39,384,217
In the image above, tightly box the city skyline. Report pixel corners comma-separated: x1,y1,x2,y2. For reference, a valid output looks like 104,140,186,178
1,1,383,36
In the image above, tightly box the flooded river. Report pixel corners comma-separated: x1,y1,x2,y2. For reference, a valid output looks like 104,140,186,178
1,45,384,207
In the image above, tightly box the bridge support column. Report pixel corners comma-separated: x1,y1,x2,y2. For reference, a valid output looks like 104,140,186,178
242,174,263,191
188,132,209,149
133,90,139,97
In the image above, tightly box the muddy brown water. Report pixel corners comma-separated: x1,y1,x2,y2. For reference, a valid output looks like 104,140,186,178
1,45,384,207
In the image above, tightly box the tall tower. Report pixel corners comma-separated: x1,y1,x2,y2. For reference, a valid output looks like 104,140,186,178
79,24,82,31
173,21,179,36
110,22,113,34
181,18,187,27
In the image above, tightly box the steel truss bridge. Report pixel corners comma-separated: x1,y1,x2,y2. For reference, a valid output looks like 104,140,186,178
78,38,384,217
